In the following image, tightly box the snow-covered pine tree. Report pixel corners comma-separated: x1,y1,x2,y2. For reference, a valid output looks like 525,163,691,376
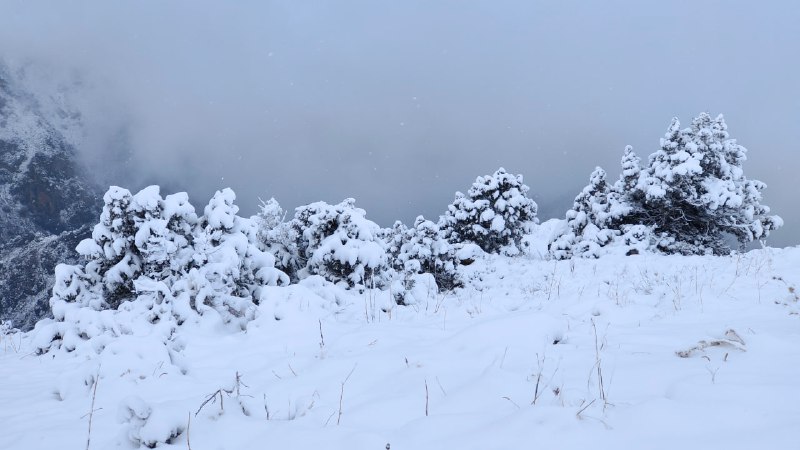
382,220,410,273
44,186,183,353
396,216,460,292
548,167,617,259
617,145,642,193
254,197,300,281
190,189,288,324
605,145,647,232
132,188,198,283
291,198,387,287
291,199,387,287
39,186,291,354
633,113,782,254
53,186,193,318
441,168,538,254
161,192,199,275
73,186,140,309
290,200,342,278
200,188,238,246
255,197,285,235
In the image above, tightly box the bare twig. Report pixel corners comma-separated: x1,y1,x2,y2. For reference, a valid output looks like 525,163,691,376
591,319,607,405
195,388,232,417
186,413,192,450
424,379,429,416
319,320,325,349
235,372,242,397
532,371,543,405
337,364,357,425
706,365,720,384
576,399,596,419
85,372,100,450
502,396,520,409
435,376,447,396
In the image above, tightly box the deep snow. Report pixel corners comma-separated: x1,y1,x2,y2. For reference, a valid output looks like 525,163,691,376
1,246,799,450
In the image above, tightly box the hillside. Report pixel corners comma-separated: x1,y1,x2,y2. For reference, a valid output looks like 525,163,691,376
1,245,798,449
0,66,99,329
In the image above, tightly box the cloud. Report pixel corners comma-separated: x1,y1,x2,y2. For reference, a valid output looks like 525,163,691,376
1,1,797,246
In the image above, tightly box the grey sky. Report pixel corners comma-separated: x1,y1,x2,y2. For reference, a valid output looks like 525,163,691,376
1,1,798,246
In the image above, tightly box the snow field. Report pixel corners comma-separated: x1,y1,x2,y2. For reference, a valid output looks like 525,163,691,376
1,248,799,449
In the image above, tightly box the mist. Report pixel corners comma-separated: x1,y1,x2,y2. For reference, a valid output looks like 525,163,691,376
1,1,797,246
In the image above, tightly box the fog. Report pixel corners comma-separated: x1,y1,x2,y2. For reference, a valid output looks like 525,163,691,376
1,1,797,246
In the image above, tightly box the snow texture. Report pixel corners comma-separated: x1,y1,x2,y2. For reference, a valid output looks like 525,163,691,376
3,243,799,450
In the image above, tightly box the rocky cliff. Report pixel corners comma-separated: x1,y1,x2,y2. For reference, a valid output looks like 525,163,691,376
0,66,100,330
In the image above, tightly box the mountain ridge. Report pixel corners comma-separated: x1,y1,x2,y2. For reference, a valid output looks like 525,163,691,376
0,65,100,329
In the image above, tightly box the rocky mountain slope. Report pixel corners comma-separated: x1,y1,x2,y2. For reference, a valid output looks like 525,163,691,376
0,65,99,330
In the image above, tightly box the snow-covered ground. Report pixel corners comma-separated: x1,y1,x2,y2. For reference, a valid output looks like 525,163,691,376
2,247,799,450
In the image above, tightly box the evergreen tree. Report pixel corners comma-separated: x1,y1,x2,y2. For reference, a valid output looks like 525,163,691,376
193,189,287,315
291,199,387,287
75,186,140,308
382,220,410,273
442,168,538,254
254,197,299,280
396,216,460,291
617,145,642,193
549,167,617,259
133,189,198,283
42,186,291,354
631,113,782,254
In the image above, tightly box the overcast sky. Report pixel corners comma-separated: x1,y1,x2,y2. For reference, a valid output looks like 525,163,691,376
1,1,798,246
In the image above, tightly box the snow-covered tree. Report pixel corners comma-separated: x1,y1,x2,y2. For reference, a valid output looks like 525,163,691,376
291,199,387,287
630,113,782,254
442,168,538,254
604,145,645,225
40,186,290,354
255,197,285,234
381,220,410,273
254,197,299,281
134,189,198,283
394,216,461,292
73,186,140,309
189,189,288,323
617,145,642,193
549,167,618,259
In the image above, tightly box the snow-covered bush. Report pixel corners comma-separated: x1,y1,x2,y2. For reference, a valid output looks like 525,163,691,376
198,189,287,297
35,186,289,355
391,216,461,292
118,396,185,448
63,186,199,311
136,190,198,283
381,220,410,273
548,167,619,259
390,272,438,306
291,199,387,287
74,186,140,309
441,168,538,255
254,197,301,281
